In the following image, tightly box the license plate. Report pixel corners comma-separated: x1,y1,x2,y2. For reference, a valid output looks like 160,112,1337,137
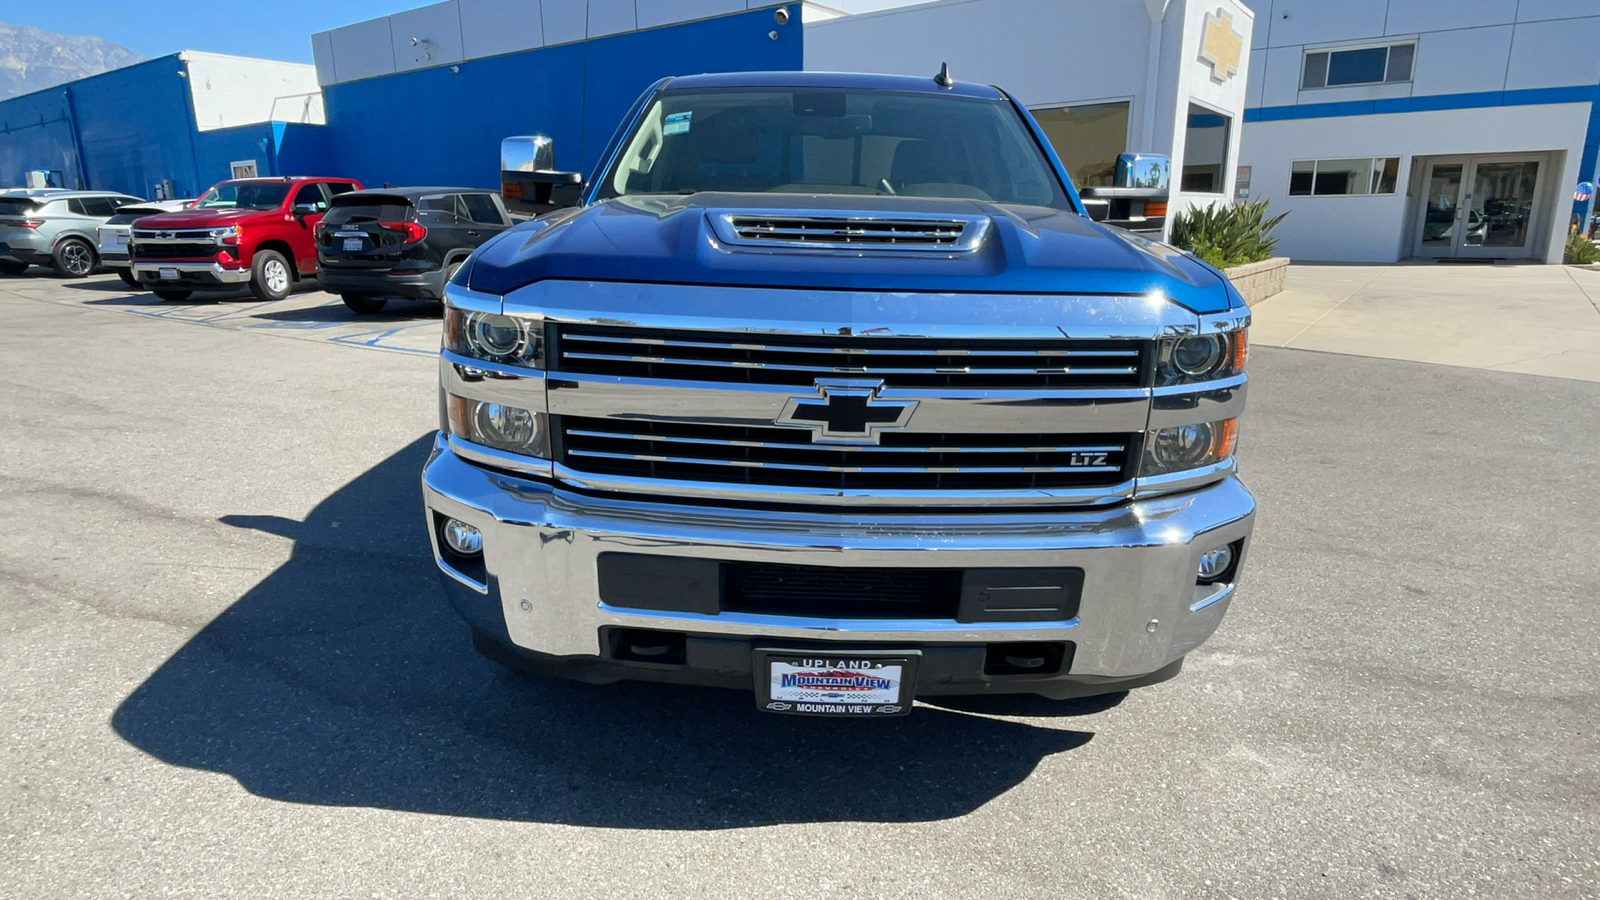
158,267,179,280
755,650,917,716
343,238,364,252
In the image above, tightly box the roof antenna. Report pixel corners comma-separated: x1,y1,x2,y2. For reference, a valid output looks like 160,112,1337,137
934,62,954,89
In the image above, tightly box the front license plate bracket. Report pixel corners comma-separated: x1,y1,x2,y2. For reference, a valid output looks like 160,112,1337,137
755,649,919,717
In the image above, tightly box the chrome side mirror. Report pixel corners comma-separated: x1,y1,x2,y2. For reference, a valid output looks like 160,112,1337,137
501,134,584,211
1114,153,1171,192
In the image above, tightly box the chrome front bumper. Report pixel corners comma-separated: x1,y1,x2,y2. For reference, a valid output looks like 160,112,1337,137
131,261,251,284
422,436,1255,690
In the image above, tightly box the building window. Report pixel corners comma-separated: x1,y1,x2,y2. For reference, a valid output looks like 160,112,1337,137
1289,157,1402,196
1302,44,1415,89
1030,101,1132,188
1181,104,1230,194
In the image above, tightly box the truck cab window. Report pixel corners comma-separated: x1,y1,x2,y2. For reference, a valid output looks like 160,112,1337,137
293,183,329,212
600,88,1067,209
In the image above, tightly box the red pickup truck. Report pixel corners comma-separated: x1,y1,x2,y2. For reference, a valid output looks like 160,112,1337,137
129,176,362,301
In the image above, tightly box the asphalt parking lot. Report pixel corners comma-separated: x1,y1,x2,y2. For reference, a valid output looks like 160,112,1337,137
2,272,1597,899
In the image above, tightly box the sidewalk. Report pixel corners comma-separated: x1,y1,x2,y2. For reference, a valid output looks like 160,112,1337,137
1250,263,1600,382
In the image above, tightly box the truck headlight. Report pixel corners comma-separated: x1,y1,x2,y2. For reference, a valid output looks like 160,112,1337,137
1142,418,1238,476
446,395,549,457
444,307,542,367
1157,331,1247,385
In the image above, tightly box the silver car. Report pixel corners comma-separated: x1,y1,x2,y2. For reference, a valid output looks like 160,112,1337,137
97,199,193,286
0,190,146,277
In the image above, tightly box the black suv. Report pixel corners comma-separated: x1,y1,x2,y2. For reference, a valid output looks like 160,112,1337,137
314,188,513,313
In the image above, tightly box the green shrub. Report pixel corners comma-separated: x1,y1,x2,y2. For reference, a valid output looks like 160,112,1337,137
1169,199,1288,270
1565,229,1599,265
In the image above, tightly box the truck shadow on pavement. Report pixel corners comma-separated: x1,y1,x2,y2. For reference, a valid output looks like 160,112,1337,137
111,436,1102,828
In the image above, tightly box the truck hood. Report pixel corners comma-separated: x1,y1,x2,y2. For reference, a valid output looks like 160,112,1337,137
130,208,278,229
468,193,1238,314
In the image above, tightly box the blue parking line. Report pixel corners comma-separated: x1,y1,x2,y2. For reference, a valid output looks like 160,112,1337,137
328,325,438,355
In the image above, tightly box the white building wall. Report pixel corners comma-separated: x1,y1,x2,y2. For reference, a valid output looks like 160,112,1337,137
806,0,1254,218
1164,0,1255,216
1239,1,1600,262
1243,103,1587,262
183,52,324,131
804,0,1154,112
1242,1,1600,105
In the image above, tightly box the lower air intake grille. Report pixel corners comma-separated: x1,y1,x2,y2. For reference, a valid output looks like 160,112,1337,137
723,562,961,619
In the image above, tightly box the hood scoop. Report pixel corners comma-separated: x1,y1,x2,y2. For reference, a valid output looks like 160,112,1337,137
709,210,990,252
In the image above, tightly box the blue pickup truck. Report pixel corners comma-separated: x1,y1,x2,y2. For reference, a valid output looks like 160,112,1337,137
421,70,1255,717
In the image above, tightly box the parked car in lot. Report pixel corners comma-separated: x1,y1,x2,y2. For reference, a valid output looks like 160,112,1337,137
128,176,361,301
315,187,513,313
97,199,194,286
0,190,147,277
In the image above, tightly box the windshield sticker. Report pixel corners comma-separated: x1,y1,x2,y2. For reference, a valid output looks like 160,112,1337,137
664,112,692,136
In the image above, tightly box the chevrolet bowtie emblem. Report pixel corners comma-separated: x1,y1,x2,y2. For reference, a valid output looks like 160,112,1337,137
774,379,917,446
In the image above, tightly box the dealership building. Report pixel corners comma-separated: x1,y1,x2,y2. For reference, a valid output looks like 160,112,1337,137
2,0,1596,264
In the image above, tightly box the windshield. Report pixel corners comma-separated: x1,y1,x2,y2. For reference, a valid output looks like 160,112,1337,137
598,88,1068,208
195,182,292,211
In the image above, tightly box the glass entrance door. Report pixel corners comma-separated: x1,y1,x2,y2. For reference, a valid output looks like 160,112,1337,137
1417,161,1463,257
1459,159,1541,257
1416,155,1545,258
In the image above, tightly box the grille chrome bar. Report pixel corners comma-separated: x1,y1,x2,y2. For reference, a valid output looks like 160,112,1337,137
566,428,1123,456
562,351,1136,377
561,332,1141,358
556,325,1146,390
558,416,1135,494
568,448,1121,475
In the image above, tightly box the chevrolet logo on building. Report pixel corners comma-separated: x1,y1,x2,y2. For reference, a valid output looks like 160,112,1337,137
774,379,917,446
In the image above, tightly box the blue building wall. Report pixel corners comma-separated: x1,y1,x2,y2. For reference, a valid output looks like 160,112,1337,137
0,56,201,197
320,8,803,190
0,55,339,199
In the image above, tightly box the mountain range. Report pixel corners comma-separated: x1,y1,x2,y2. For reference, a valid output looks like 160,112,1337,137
0,21,145,100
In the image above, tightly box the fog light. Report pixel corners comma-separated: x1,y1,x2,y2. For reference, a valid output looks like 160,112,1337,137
441,518,483,557
476,402,537,446
1197,545,1234,582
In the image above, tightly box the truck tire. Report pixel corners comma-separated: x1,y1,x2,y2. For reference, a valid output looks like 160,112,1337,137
117,271,140,287
0,260,26,276
249,249,293,302
52,238,96,278
341,294,388,314
153,289,192,301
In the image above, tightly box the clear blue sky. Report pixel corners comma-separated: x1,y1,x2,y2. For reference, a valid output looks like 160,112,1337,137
7,1,429,63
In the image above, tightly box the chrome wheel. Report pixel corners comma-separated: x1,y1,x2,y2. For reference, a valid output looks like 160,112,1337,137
61,242,93,276
264,259,289,294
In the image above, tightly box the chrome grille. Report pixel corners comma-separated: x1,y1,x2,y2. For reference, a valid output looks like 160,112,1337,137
131,229,217,260
131,229,214,241
555,326,1145,390
719,213,981,249
558,416,1135,491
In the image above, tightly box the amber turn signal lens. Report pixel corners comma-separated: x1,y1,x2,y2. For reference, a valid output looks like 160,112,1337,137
1216,417,1239,459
